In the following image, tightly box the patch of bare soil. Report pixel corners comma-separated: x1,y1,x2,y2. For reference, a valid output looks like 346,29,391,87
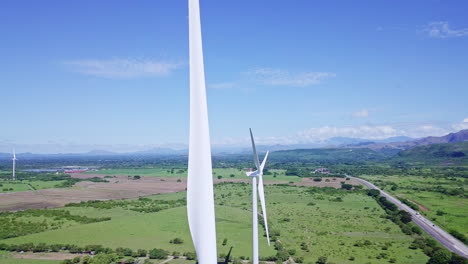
294,177,363,188
12,252,87,260
0,175,186,212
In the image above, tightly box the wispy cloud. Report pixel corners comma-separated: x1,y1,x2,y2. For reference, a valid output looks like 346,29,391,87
424,21,468,38
64,58,183,78
352,109,369,118
246,67,336,87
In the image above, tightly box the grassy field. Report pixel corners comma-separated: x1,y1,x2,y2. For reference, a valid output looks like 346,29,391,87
359,175,468,237
0,180,65,193
1,183,428,264
87,168,301,183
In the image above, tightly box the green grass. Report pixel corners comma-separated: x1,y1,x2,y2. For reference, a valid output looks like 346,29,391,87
360,174,468,237
86,167,301,182
0,180,65,193
0,251,60,264
1,184,428,263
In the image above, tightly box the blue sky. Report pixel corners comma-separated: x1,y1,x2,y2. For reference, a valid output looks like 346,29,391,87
1,0,467,153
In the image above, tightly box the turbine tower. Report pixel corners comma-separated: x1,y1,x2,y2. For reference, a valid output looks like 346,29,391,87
187,0,217,263
12,149,17,181
246,129,271,264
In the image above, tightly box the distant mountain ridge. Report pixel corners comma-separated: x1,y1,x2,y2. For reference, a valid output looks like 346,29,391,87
1,130,467,157
346,129,468,151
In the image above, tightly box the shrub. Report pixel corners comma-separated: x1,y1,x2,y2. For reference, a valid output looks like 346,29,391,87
449,230,467,244
171,238,184,244
149,248,169,259
184,252,197,260
275,250,289,261
316,256,327,264
136,249,147,257
295,256,304,263
427,249,451,264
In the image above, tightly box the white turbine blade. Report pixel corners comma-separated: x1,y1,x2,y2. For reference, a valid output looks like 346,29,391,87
258,174,270,246
187,0,217,263
259,151,269,172
249,128,261,170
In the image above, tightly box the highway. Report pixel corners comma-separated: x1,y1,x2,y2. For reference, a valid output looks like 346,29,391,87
348,175,468,259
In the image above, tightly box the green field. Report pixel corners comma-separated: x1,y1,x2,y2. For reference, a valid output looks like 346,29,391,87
360,175,468,238
87,168,302,182
1,183,428,264
0,180,66,193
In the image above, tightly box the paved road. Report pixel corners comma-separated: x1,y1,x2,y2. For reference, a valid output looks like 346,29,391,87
348,175,468,259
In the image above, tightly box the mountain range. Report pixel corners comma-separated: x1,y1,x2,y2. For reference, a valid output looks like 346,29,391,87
0,129,467,158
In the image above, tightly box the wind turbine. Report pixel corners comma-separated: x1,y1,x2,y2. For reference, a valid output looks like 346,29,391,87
187,0,217,263
246,129,270,264
12,149,17,181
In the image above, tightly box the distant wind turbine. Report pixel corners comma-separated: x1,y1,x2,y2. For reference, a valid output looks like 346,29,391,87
12,149,17,181
187,0,218,263
246,129,271,264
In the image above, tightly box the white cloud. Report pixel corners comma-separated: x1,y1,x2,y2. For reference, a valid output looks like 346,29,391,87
208,82,237,89
451,118,468,131
424,21,468,38
352,109,369,118
247,68,336,87
64,58,182,78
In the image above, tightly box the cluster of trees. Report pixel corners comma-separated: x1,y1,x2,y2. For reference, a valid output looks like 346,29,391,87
66,197,186,213
0,209,110,239
0,242,174,264
56,177,108,188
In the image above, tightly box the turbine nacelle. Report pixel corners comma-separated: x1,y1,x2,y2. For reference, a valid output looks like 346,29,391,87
246,170,261,177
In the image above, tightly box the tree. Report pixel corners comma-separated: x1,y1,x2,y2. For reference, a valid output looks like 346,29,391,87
341,184,353,190
316,256,327,264
135,249,147,257
399,210,412,224
184,252,197,260
428,249,452,264
449,254,468,264
172,238,184,244
123,248,133,256
368,189,380,197
149,248,169,259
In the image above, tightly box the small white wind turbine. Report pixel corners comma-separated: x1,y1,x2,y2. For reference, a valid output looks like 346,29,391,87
12,149,17,181
246,128,270,264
